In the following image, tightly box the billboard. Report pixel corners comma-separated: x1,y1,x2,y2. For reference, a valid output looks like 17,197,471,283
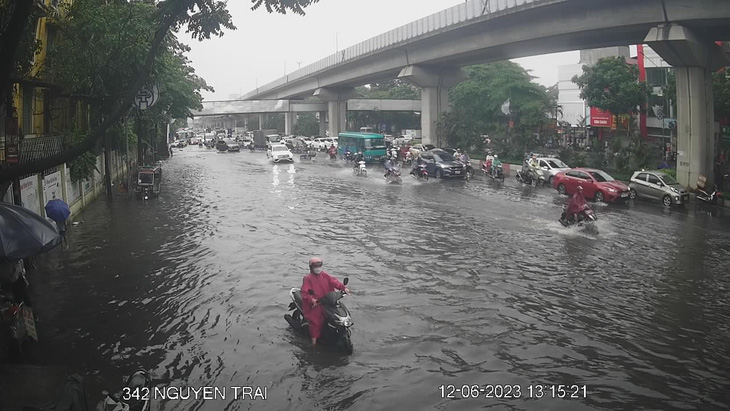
590,107,613,128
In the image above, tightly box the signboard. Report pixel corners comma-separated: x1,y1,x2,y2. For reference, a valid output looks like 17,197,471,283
133,84,159,110
19,175,40,215
43,171,62,222
590,107,613,128
4,116,19,164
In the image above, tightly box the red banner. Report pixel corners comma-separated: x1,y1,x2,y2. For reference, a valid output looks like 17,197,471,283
4,117,19,164
590,107,613,128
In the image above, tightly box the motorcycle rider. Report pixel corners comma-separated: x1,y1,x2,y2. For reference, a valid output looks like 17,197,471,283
353,152,365,171
459,150,469,164
491,155,503,177
328,144,337,159
564,185,588,223
485,152,494,173
384,158,396,178
301,257,350,346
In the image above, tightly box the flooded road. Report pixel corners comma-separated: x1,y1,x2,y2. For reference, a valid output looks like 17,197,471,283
17,147,730,410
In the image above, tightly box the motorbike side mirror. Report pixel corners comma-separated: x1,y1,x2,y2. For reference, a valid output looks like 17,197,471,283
343,277,349,285
308,289,315,295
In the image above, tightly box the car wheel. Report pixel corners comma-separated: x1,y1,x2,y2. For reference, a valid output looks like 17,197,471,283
548,176,554,186
557,184,567,195
594,191,604,203
662,195,672,207
717,196,725,207
436,169,443,179
629,189,638,200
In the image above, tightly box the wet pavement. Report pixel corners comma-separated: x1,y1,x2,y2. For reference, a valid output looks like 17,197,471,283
3,146,730,411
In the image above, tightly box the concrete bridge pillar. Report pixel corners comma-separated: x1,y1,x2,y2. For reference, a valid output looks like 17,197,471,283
313,87,356,138
318,111,327,137
284,112,298,135
398,65,468,147
646,25,730,189
258,114,265,130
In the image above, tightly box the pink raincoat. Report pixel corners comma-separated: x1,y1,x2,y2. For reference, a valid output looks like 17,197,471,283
566,192,587,219
301,270,346,339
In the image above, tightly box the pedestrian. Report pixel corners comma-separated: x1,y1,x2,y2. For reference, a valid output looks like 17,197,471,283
56,219,68,249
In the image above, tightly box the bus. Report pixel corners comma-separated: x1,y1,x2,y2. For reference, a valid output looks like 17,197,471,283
338,132,387,163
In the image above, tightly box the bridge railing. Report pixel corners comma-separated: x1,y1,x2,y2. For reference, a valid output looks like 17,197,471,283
245,0,542,98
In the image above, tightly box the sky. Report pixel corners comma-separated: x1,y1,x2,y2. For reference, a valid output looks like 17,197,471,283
179,0,582,101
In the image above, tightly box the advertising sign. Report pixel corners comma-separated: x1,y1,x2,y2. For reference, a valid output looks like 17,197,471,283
590,107,613,128
43,171,62,222
19,175,40,215
4,116,19,164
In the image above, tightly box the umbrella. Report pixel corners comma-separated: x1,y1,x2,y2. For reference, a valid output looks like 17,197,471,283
45,199,71,222
0,202,62,260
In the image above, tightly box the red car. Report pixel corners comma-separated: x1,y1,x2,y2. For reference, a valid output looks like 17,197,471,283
553,167,630,202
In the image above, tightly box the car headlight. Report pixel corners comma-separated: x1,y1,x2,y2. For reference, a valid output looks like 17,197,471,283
670,187,679,193
607,188,616,193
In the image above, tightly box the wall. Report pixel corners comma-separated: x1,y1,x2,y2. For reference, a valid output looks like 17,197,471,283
14,150,131,220
557,63,586,127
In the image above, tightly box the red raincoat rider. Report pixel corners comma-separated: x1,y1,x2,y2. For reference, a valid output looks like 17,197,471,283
328,144,337,158
565,185,587,221
301,257,350,346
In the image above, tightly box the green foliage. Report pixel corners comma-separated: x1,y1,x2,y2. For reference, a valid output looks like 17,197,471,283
65,129,98,182
293,112,319,136
46,0,212,119
439,62,551,154
713,69,730,120
263,114,284,133
572,57,651,117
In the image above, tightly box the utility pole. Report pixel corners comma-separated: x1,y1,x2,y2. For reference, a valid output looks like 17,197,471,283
297,61,302,70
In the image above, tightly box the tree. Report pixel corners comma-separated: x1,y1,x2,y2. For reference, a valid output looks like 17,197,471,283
439,61,551,155
0,0,320,184
293,112,319,136
572,56,651,138
664,68,730,121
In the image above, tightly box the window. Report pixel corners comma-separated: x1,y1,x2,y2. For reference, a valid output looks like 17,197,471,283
540,160,549,168
566,171,582,178
647,174,661,185
588,170,614,182
635,173,648,182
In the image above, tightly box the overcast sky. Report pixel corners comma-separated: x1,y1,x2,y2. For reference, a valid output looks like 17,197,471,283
179,0,582,101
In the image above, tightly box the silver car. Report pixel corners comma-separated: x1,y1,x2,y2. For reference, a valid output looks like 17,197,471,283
628,170,689,206
536,157,570,186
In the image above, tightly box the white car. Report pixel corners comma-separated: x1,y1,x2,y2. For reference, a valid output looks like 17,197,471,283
267,144,294,163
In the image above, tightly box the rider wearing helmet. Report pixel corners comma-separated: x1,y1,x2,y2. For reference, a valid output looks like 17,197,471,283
565,185,588,223
301,257,350,346
384,158,395,178
353,152,365,169
491,155,503,177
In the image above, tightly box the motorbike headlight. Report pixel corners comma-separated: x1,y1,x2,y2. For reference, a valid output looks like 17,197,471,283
336,315,351,326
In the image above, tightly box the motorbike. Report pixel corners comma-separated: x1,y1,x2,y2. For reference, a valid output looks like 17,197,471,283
410,163,429,181
100,369,153,411
354,161,368,177
284,278,354,354
695,185,724,206
404,152,413,167
559,204,597,227
482,163,505,183
517,167,546,187
385,168,402,184
344,150,355,162
0,293,30,359
461,160,474,181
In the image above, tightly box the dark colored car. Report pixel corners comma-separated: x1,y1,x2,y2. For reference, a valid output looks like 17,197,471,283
418,149,466,179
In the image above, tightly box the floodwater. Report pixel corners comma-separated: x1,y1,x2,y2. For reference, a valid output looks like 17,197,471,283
10,147,730,410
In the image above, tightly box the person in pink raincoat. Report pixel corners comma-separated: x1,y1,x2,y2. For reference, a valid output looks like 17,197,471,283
301,257,350,346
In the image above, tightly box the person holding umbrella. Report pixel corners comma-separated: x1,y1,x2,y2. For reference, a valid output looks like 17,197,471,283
45,199,71,248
